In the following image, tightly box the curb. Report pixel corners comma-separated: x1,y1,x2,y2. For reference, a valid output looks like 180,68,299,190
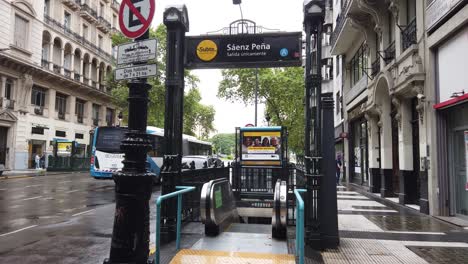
0,171,87,180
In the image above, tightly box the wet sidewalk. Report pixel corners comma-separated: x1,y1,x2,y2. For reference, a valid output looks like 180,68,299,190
301,185,468,263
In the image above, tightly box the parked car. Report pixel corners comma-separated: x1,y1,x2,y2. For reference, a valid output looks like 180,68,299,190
181,155,223,169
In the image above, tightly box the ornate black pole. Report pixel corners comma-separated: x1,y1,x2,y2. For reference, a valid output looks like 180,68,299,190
160,5,189,244
105,30,154,264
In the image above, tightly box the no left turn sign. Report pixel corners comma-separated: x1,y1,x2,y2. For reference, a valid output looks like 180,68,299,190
119,0,155,39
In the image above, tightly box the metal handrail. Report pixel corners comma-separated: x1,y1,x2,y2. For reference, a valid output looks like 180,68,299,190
155,186,196,264
294,189,306,264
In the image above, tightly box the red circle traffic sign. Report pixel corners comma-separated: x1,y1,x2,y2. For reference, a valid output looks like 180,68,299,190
119,0,155,39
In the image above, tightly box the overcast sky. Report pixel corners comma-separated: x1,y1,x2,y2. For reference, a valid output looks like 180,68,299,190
151,0,304,134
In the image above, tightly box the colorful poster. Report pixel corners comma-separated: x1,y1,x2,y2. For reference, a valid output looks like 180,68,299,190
241,131,281,161
57,142,72,155
465,131,468,191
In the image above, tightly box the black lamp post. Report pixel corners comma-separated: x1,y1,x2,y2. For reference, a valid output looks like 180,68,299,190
160,5,189,244
104,28,154,263
303,0,339,252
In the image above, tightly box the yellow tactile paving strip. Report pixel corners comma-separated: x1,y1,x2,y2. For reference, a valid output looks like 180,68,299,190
170,249,296,264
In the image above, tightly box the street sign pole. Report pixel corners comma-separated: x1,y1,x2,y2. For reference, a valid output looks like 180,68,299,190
105,0,155,263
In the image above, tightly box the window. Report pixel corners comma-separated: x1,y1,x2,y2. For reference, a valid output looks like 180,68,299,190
336,55,340,76
5,79,13,100
407,0,416,23
75,99,85,123
100,3,104,16
14,15,28,49
92,104,100,126
31,86,46,107
55,93,67,120
55,130,66,137
350,43,368,85
64,12,71,29
336,92,340,115
44,0,50,16
98,35,103,49
32,127,45,135
388,11,395,43
75,133,84,139
106,108,114,126
82,24,88,39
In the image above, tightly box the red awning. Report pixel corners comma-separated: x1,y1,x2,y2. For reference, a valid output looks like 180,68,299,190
433,93,468,110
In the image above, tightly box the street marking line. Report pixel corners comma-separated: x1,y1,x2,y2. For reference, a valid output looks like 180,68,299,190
0,225,38,237
20,196,43,201
25,184,43,188
72,209,95,217
66,190,79,194
0,189,6,191
383,230,446,235
59,181,73,184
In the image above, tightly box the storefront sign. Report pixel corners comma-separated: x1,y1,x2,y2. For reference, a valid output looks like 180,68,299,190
185,32,302,69
465,131,468,191
426,0,464,32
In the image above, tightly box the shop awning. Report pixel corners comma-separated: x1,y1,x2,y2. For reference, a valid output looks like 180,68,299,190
434,93,468,110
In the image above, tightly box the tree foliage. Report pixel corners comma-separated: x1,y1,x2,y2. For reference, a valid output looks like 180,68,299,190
218,67,304,154
209,133,235,155
109,25,215,138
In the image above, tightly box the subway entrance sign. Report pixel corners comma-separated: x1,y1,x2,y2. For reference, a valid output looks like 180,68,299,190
185,32,302,69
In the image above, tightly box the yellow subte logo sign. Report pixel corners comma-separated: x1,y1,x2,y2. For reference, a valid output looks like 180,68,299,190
196,40,218,62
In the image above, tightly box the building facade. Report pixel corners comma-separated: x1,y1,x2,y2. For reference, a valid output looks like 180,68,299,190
0,0,120,170
331,0,430,214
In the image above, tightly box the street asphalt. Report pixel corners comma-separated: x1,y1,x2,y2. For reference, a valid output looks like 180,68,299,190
0,172,161,263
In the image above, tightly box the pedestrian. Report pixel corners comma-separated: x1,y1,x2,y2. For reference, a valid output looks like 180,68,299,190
336,155,342,185
35,153,41,170
40,152,46,169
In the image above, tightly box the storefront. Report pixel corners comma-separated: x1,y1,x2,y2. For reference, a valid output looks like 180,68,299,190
434,24,468,218
347,103,369,186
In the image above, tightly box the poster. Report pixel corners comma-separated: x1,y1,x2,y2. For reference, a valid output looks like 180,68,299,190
241,129,282,166
57,142,72,155
465,131,468,191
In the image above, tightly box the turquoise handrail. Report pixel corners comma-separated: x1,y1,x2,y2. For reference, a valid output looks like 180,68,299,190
155,186,195,264
294,189,306,264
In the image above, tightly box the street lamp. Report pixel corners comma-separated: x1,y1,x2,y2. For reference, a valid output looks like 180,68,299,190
164,5,189,31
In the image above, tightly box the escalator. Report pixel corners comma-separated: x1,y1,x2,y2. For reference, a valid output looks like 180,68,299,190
169,179,293,263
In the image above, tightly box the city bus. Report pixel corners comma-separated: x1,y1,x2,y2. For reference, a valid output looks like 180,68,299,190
90,126,212,183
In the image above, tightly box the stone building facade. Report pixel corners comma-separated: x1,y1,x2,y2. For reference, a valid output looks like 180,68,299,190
0,0,120,170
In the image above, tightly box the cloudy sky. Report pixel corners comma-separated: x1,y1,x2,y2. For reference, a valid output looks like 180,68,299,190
150,0,304,134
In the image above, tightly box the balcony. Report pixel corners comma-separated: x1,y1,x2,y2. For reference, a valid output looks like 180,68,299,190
44,14,114,63
92,81,98,88
97,16,111,33
4,99,15,110
401,18,417,52
58,112,66,120
93,118,99,126
83,77,90,85
41,59,50,69
331,0,385,56
384,41,395,65
111,0,120,12
77,115,84,124
34,107,44,116
61,0,81,11
64,68,72,79
74,73,81,82
371,58,380,77
53,64,61,74
80,3,98,23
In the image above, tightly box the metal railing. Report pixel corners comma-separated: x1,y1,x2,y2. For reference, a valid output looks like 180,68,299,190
74,73,80,81
330,0,350,47
58,112,66,120
92,81,97,88
155,186,195,264
44,15,114,63
5,99,15,110
64,68,72,78
41,59,50,69
47,156,90,171
93,118,99,126
294,189,306,264
402,18,417,52
53,64,61,74
384,41,395,64
371,58,380,77
77,115,83,123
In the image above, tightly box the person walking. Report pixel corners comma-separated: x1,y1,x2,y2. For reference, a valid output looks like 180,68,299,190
35,153,41,170
336,155,342,185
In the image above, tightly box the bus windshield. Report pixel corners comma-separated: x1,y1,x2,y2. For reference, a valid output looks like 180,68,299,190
95,127,127,153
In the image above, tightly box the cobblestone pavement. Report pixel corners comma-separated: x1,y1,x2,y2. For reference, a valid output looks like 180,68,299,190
313,186,468,264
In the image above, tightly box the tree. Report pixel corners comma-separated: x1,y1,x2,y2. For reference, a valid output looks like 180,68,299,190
210,133,235,155
109,25,215,138
218,67,304,154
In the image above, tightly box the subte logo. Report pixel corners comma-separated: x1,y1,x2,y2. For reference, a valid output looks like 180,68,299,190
196,40,218,62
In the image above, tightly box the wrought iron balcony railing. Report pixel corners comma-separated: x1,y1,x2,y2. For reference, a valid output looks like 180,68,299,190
77,115,84,124
53,64,61,74
6,99,15,110
93,118,99,126
41,59,50,69
74,73,81,82
371,58,380,77
402,18,417,52
64,69,72,78
384,41,395,64
58,112,66,120
330,0,350,48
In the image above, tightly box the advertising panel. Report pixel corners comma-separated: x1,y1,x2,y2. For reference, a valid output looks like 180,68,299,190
186,32,302,69
57,142,72,155
240,129,282,166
